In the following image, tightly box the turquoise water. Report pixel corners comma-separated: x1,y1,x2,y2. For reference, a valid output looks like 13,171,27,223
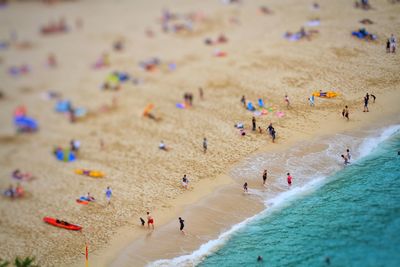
199,133,400,267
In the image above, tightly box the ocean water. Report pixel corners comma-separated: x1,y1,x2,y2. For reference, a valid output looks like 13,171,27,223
198,129,400,267
150,125,400,267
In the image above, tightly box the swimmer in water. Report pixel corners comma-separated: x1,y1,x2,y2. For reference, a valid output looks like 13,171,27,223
257,255,263,262
341,154,349,165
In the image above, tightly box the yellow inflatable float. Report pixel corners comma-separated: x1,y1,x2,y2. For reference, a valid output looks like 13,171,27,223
75,169,104,178
312,91,339,98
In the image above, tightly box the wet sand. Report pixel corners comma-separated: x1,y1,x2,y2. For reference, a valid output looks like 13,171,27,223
0,0,399,266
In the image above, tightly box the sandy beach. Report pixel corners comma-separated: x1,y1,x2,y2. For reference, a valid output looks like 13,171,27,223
0,0,399,266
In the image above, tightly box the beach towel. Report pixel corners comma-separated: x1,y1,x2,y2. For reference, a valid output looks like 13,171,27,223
247,102,256,111
55,100,71,112
14,116,38,132
258,98,265,108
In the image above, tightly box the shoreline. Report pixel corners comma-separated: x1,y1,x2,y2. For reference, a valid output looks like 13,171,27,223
84,91,400,267
1,0,399,266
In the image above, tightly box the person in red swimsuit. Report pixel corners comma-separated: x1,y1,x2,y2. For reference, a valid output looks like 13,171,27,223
147,212,154,230
287,173,292,186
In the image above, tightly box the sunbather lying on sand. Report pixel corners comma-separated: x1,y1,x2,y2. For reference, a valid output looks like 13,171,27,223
12,169,33,181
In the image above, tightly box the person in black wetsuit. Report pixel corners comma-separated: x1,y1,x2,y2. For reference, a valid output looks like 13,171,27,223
179,217,185,234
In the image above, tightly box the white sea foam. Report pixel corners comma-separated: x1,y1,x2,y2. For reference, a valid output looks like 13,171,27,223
147,125,400,267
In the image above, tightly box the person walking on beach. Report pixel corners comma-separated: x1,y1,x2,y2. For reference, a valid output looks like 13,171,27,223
309,95,315,107
342,106,349,121
262,169,267,186
105,186,112,205
203,138,208,153
287,173,292,186
179,217,185,234
389,34,397,53
252,116,256,131
267,123,273,135
284,94,290,109
271,128,276,143
363,95,369,112
243,182,248,193
241,95,246,107
199,87,204,100
147,212,155,230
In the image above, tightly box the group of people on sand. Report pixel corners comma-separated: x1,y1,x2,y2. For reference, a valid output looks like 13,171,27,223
3,183,24,198
386,34,397,53
342,93,376,121
140,212,155,230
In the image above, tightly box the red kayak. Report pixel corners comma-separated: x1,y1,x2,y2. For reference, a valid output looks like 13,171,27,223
43,217,82,231
76,199,89,205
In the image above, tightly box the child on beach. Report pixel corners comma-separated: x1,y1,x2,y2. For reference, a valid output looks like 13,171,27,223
147,212,154,230
287,173,292,186
363,96,369,112
105,186,112,205
371,94,376,103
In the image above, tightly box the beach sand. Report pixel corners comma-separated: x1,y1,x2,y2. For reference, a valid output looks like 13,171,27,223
0,0,399,266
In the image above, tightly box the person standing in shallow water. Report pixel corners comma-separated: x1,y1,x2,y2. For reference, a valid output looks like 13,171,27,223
287,173,292,186
243,182,248,193
179,217,185,234
262,169,267,186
